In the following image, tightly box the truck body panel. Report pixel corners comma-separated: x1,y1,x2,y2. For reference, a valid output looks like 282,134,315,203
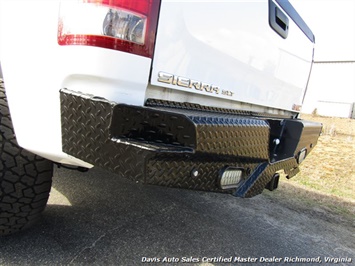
0,0,151,166
151,0,314,112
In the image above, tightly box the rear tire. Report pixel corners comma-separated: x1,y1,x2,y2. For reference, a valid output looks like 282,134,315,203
0,79,53,236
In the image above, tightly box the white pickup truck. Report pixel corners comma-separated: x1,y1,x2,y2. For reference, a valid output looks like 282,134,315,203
0,0,321,235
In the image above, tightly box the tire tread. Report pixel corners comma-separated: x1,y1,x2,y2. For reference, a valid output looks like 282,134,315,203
0,79,53,236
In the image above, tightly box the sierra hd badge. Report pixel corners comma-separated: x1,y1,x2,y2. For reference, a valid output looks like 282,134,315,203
157,71,234,97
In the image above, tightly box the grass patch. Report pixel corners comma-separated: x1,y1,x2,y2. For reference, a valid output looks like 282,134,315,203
292,114,355,202
271,114,355,222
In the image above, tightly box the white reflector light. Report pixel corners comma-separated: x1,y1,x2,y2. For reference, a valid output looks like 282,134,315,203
219,167,244,190
102,8,146,44
297,148,307,164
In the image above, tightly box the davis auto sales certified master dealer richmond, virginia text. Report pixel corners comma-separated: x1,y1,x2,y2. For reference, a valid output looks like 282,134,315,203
141,256,353,263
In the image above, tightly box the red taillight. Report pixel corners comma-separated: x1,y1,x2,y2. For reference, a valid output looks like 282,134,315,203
58,0,160,58
85,0,150,15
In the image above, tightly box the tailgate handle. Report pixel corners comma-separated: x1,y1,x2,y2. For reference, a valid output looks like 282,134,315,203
269,0,289,39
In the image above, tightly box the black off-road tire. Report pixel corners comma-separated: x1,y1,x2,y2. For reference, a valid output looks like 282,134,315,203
0,79,53,235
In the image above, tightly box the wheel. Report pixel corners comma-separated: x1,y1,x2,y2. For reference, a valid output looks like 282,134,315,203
0,79,53,235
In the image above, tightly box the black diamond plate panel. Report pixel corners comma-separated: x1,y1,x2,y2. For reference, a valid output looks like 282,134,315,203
60,89,310,198
192,116,269,159
146,98,293,119
60,89,152,181
111,105,270,159
146,153,261,193
235,158,299,198
146,154,299,197
111,104,197,149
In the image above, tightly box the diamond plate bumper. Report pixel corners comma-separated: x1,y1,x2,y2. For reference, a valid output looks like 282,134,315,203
60,89,322,197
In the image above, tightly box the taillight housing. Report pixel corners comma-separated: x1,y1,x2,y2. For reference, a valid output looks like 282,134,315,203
58,0,160,58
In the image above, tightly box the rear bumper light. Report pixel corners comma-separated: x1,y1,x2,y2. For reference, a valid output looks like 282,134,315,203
219,167,244,190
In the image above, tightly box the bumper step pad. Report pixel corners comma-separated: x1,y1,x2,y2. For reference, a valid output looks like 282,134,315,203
60,89,320,197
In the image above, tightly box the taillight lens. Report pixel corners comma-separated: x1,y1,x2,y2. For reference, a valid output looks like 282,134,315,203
58,0,160,58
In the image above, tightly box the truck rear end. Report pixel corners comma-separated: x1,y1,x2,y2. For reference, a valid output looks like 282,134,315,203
0,0,321,201
56,0,321,197
0,0,322,235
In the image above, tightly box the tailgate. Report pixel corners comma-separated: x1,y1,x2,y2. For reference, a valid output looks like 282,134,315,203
150,0,314,112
